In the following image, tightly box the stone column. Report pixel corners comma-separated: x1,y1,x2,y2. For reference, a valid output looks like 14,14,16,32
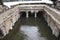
26,11,29,18
35,10,38,18
19,11,21,18
35,12,37,18
10,26,13,30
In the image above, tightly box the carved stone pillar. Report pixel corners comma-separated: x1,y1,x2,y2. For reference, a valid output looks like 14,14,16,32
26,11,29,18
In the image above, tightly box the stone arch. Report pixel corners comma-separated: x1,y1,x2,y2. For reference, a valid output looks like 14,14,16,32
0,29,3,37
20,11,26,18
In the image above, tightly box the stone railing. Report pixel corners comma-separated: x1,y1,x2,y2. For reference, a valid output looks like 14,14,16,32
43,5,60,37
0,5,20,38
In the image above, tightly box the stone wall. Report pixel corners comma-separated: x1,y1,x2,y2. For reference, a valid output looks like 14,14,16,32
43,5,60,37
0,4,60,38
0,6,20,38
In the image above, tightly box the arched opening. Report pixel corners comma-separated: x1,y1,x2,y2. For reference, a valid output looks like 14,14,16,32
20,11,26,18
37,11,43,17
0,29,3,37
29,11,35,18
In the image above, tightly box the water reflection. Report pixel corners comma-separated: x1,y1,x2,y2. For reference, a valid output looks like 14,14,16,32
20,25,47,40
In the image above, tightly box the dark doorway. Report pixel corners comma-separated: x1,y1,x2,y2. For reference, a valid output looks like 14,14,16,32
29,11,35,18
20,11,26,18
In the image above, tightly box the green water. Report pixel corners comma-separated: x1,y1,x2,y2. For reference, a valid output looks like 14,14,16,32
1,12,59,40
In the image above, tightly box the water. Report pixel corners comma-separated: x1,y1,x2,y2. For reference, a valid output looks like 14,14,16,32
1,12,59,40
20,25,47,40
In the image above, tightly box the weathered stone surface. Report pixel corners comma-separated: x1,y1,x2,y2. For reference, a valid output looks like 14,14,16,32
0,4,60,38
